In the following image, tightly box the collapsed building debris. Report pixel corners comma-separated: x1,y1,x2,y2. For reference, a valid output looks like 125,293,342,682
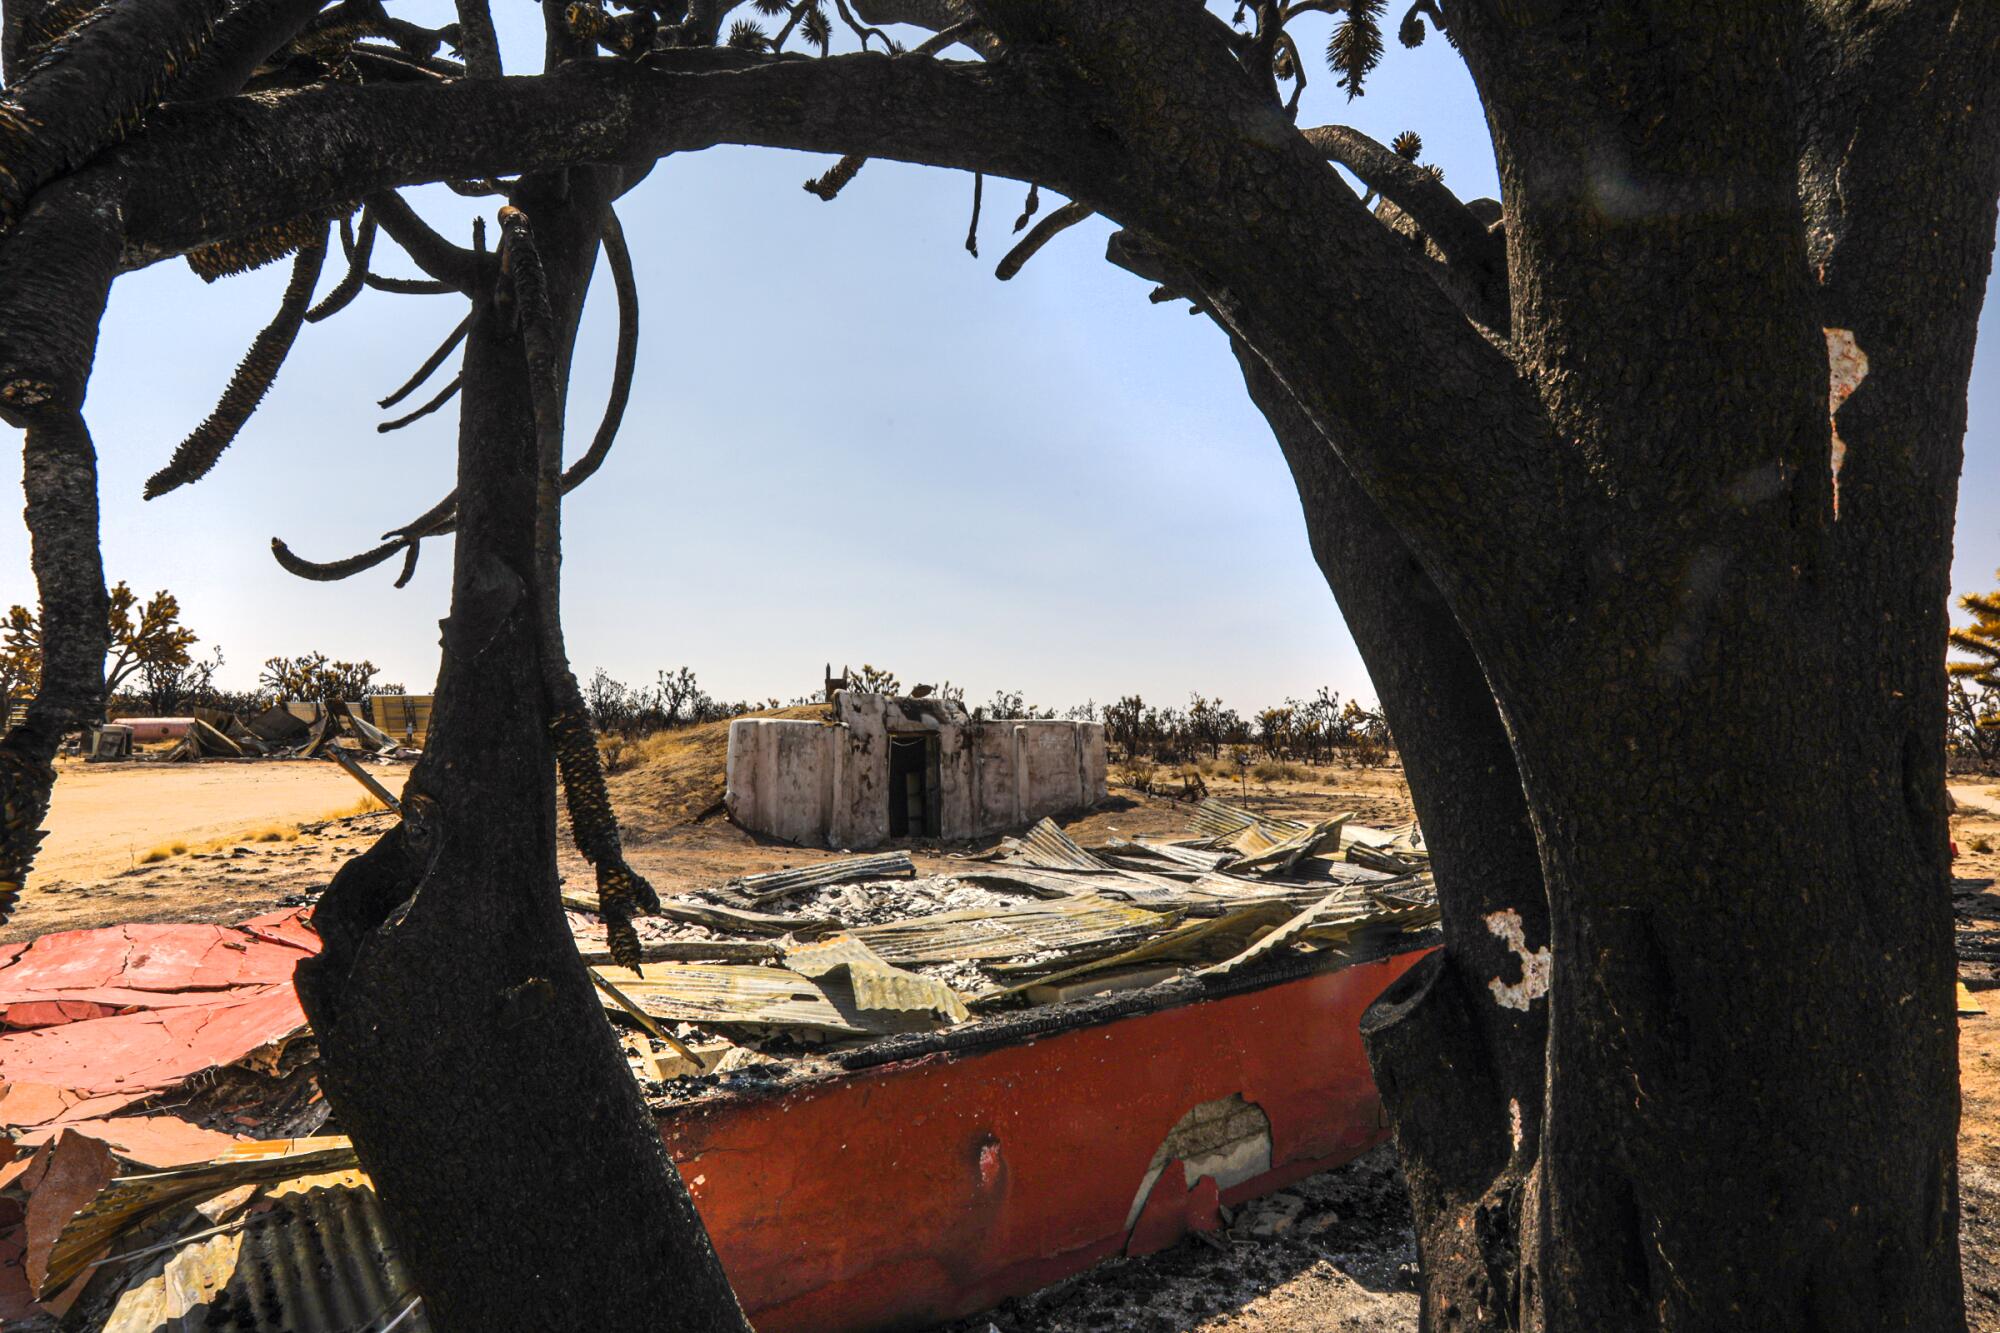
82,699,424,771
1,799,1435,1331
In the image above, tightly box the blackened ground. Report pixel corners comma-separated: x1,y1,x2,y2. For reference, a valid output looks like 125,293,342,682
936,1145,1419,1333
1963,1165,2000,1331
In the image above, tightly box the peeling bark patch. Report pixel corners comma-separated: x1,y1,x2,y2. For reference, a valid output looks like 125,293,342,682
1824,327,1868,514
1510,1097,1524,1152
1485,909,1550,1011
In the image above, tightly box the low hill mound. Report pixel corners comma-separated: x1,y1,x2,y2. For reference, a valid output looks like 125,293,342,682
605,705,828,839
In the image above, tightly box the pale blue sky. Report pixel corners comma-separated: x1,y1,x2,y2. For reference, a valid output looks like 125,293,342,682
8,8,1996,713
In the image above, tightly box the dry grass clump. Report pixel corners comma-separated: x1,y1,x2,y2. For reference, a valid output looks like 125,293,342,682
598,733,633,774
1252,760,1311,784
132,801,385,866
322,795,387,820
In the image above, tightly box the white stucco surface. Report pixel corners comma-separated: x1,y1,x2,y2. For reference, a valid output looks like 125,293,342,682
725,692,1108,848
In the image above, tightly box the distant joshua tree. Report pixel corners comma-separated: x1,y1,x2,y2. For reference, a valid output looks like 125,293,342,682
3,581,196,713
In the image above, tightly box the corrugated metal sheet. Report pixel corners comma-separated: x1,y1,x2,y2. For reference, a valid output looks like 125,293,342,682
999,819,1112,872
365,694,433,745
788,935,969,1024
1101,839,1234,875
590,962,960,1037
44,1139,360,1295
953,863,1195,912
971,877,1441,1001
972,900,1303,1004
1226,815,1352,875
1339,820,1425,859
562,890,839,938
96,1171,426,1333
729,852,914,903
1196,889,1441,978
1185,799,1312,845
592,962,874,1036
850,897,1181,967
1183,874,1372,913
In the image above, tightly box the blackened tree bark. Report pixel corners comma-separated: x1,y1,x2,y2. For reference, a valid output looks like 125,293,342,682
0,2,1994,1330
1118,199,1550,1324
294,170,748,1330
1237,342,1547,1331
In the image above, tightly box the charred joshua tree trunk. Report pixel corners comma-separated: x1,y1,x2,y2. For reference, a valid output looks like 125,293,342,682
979,3,1995,1326
0,183,121,926
1111,199,1549,1323
1235,344,1547,1330
293,171,748,1331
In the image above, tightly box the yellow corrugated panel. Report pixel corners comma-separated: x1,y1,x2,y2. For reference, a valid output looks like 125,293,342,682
366,694,433,744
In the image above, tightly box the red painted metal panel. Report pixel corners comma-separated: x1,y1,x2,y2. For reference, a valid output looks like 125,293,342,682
658,950,1423,1332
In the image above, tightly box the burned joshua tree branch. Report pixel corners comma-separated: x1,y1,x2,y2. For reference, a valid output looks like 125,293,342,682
144,224,328,498
995,198,1089,280
272,203,635,582
307,207,377,322
376,371,461,431
378,313,472,408
0,0,227,230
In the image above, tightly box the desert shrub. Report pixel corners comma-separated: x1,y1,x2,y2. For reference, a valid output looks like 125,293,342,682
1118,757,1157,792
1348,734,1391,769
1251,760,1309,784
598,733,633,775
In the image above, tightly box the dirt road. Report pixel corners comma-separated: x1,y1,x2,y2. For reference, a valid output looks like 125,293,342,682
2,758,393,942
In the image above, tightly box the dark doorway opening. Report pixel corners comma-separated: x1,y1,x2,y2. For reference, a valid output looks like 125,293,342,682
888,734,939,838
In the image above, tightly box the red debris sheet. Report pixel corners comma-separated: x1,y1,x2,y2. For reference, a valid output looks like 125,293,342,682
0,909,321,1323
0,910,317,1126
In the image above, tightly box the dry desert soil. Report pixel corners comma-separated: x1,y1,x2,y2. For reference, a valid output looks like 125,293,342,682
9,723,2000,1332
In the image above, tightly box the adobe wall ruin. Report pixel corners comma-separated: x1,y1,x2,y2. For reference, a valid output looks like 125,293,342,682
725,691,1108,849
